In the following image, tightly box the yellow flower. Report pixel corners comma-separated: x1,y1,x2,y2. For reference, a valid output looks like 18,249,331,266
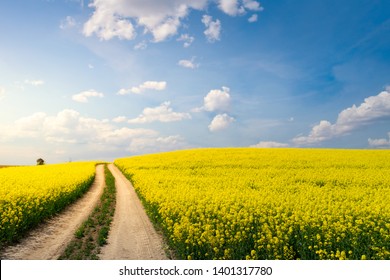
0,161,98,244
114,148,390,260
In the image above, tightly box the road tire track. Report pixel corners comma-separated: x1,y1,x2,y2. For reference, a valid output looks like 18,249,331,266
99,164,168,260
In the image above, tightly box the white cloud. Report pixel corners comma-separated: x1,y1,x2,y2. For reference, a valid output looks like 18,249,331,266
178,57,199,69
337,91,390,125
250,141,289,148
134,40,148,50
0,110,101,143
24,79,44,86
118,81,167,95
243,0,263,11
150,17,181,42
177,34,195,47
194,86,231,112
292,120,332,145
112,116,127,123
83,2,136,41
83,0,209,42
60,16,77,29
292,89,390,145
204,87,231,111
368,132,390,147
128,101,191,124
208,113,235,132
218,0,263,16
8,112,48,139
117,88,130,95
0,109,190,156
218,0,244,16
82,1,264,42
202,15,221,42
72,89,104,103
248,14,258,22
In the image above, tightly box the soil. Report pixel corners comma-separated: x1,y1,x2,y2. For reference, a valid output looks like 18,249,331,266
99,164,168,260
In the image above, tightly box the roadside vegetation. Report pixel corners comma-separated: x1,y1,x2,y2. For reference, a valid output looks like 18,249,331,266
0,162,97,249
59,164,116,260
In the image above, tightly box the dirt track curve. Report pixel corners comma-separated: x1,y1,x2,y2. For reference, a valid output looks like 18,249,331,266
0,164,105,260
0,163,168,260
99,164,168,260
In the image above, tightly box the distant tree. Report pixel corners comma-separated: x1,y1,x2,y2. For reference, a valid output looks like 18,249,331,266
36,158,45,165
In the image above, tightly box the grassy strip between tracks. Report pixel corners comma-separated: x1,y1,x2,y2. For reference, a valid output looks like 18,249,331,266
59,164,116,260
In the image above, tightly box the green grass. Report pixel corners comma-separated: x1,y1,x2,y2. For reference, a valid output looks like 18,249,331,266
59,164,116,260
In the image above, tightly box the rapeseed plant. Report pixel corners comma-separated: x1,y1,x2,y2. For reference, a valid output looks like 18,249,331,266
0,162,98,246
115,148,390,260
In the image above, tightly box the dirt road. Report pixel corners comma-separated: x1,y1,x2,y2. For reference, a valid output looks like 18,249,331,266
0,165,105,260
99,164,168,260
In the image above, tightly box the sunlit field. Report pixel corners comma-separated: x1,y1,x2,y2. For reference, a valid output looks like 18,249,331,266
115,148,390,260
0,162,98,246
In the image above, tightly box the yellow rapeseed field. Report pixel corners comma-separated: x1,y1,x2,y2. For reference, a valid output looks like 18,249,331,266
0,162,98,246
115,148,390,260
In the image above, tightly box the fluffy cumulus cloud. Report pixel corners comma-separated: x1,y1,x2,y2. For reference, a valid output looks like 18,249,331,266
128,101,191,124
248,14,258,22
202,15,221,42
194,86,231,112
83,0,209,42
368,132,390,147
208,113,235,132
293,89,390,145
82,1,261,42
243,0,262,10
83,2,135,40
118,81,167,95
218,0,263,16
177,34,195,47
0,109,188,157
250,141,289,148
192,86,234,131
178,57,198,69
72,89,104,103
218,0,241,15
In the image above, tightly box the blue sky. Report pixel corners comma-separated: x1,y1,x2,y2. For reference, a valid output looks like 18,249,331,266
0,0,389,164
